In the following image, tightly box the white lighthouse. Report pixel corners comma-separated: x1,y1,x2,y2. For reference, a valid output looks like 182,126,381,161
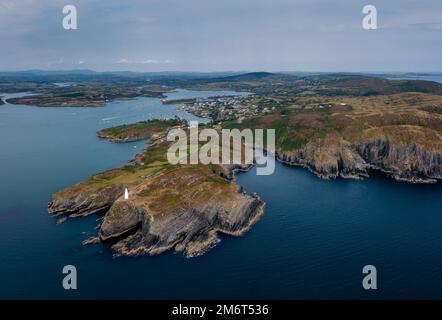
124,187,129,200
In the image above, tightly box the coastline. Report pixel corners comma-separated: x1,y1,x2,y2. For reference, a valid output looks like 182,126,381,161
47,88,441,258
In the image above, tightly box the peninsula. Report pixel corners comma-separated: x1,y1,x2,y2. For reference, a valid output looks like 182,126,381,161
41,71,442,257
49,120,264,257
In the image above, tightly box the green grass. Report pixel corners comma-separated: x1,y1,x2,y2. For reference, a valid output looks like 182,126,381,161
205,175,231,185
279,138,308,150
101,118,183,137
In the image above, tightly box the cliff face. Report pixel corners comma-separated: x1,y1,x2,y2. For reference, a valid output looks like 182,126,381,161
48,164,265,257
48,184,124,217
276,139,369,180
277,137,442,183
356,140,442,183
100,182,264,257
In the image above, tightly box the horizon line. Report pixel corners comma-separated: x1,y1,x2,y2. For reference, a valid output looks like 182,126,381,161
1,69,442,75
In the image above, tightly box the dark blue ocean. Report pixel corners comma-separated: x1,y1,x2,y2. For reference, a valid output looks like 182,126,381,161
0,89,441,299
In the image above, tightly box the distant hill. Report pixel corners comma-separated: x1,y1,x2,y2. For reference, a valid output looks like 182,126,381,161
2,70,442,97
219,72,276,81
0,69,98,76
0,70,243,79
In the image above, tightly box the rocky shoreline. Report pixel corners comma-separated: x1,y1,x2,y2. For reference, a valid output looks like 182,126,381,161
49,126,440,258
48,152,266,257
96,132,147,143
99,186,265,257
276,139,441,184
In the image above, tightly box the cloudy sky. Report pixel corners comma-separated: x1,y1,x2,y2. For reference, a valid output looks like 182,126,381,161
0,0,441,72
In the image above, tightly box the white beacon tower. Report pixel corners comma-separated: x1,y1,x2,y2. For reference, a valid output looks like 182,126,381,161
124,187,129,200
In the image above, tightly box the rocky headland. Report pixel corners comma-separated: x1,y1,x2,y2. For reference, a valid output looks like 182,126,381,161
49,124,265,257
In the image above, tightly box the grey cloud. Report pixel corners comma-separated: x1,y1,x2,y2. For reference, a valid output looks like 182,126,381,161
0,0,441,72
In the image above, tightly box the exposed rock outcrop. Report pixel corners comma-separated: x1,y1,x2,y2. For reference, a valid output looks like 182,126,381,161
277,138,442,184
82,236,101,245
276,140,369,180
356,140,442,183
48,165,265,257
101,188,264,257
48,184,124,217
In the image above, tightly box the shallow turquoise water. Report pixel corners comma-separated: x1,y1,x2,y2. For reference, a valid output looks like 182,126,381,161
0,89,441,299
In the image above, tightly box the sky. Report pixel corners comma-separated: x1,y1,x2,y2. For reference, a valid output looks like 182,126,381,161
0,0,441,72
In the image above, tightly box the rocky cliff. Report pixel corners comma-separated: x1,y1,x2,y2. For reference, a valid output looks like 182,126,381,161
99,169,264,257
356,139,442,183
276,132,442,184
48,184,124,217
48,161,265,257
